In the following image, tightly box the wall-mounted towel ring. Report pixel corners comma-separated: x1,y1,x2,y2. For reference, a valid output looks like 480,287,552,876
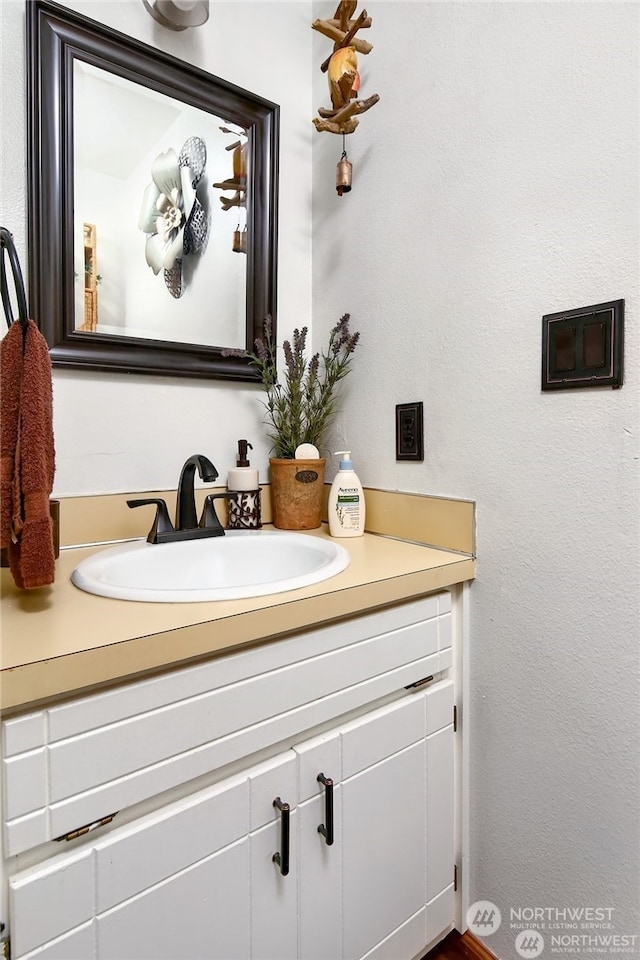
0,226,29,331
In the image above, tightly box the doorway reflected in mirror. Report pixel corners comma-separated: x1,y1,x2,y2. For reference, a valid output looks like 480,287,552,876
79,223,98,333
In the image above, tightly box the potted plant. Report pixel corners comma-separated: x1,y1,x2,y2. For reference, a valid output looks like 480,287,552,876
250,313,360,529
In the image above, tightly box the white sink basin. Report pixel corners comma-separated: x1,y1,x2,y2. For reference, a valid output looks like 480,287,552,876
71,530,351,603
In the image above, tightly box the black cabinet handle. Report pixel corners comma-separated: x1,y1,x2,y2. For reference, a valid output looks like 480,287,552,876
272,797,290,876
317,773,334,846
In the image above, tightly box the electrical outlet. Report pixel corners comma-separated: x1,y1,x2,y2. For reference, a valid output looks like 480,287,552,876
395,402,424,461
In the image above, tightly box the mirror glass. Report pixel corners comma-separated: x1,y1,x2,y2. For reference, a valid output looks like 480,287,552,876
73,62,246,348
27,0,279,381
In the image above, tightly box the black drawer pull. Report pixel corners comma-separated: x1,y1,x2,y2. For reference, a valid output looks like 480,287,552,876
317,773,334,846
272,797,290,876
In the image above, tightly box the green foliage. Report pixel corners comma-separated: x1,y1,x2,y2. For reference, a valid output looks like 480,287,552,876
250,314,360,459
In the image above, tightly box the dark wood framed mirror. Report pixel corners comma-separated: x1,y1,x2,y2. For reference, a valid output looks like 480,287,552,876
27,0,279,380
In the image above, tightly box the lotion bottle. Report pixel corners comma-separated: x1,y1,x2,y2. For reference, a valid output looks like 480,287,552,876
328,451,365,538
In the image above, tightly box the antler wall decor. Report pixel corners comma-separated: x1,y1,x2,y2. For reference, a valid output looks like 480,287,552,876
312,1,379,194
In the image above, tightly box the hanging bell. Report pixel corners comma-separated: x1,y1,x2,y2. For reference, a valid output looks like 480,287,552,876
336,156,352,196
232,225,242,253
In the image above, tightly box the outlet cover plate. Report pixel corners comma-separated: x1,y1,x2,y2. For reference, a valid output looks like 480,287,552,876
396,402,424,461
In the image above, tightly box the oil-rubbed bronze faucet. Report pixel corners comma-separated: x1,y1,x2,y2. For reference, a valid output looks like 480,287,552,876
176,454,218,530
128,454,231,543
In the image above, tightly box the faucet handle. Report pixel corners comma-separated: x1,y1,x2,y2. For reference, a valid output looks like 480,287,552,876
127,498,174,544
199,493,230,537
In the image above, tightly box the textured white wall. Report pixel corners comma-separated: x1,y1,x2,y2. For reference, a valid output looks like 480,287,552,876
0,0,312,494
313,2,639,957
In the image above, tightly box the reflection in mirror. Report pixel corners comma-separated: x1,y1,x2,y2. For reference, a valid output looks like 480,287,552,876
27,0,279,381
73,62,247,348
79,223,99,332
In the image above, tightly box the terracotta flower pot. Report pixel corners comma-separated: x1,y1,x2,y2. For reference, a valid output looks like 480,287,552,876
269,458,325,530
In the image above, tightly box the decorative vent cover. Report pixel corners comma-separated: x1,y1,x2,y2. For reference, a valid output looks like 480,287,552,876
541,299,624,391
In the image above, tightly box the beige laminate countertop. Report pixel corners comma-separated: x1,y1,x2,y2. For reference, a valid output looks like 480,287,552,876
0,524,475,713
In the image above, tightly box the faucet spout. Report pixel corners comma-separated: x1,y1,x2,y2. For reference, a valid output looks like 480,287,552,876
176,454,219,531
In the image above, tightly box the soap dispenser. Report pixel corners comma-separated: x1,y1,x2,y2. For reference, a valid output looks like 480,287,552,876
228,440,258,491
328,451,365,538
227,440,261,529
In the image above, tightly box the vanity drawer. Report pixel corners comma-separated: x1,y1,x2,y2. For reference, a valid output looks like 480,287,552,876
2,592,452,856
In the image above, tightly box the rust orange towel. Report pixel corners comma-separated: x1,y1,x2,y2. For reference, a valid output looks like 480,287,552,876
1,320,56,588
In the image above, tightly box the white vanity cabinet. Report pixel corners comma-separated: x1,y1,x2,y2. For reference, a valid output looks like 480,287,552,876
1,590,464,960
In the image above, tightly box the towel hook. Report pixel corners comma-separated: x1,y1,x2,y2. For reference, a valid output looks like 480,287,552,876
0,227,29,331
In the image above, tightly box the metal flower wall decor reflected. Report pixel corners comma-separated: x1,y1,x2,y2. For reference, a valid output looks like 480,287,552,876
138,136,209,298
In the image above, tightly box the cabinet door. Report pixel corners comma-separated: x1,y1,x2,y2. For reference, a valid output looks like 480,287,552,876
8,754,296,960
248,751,298,960
295,731,342,960
250,816,298,960
294,682,455,960
341,717,427,960
426,681,455,944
